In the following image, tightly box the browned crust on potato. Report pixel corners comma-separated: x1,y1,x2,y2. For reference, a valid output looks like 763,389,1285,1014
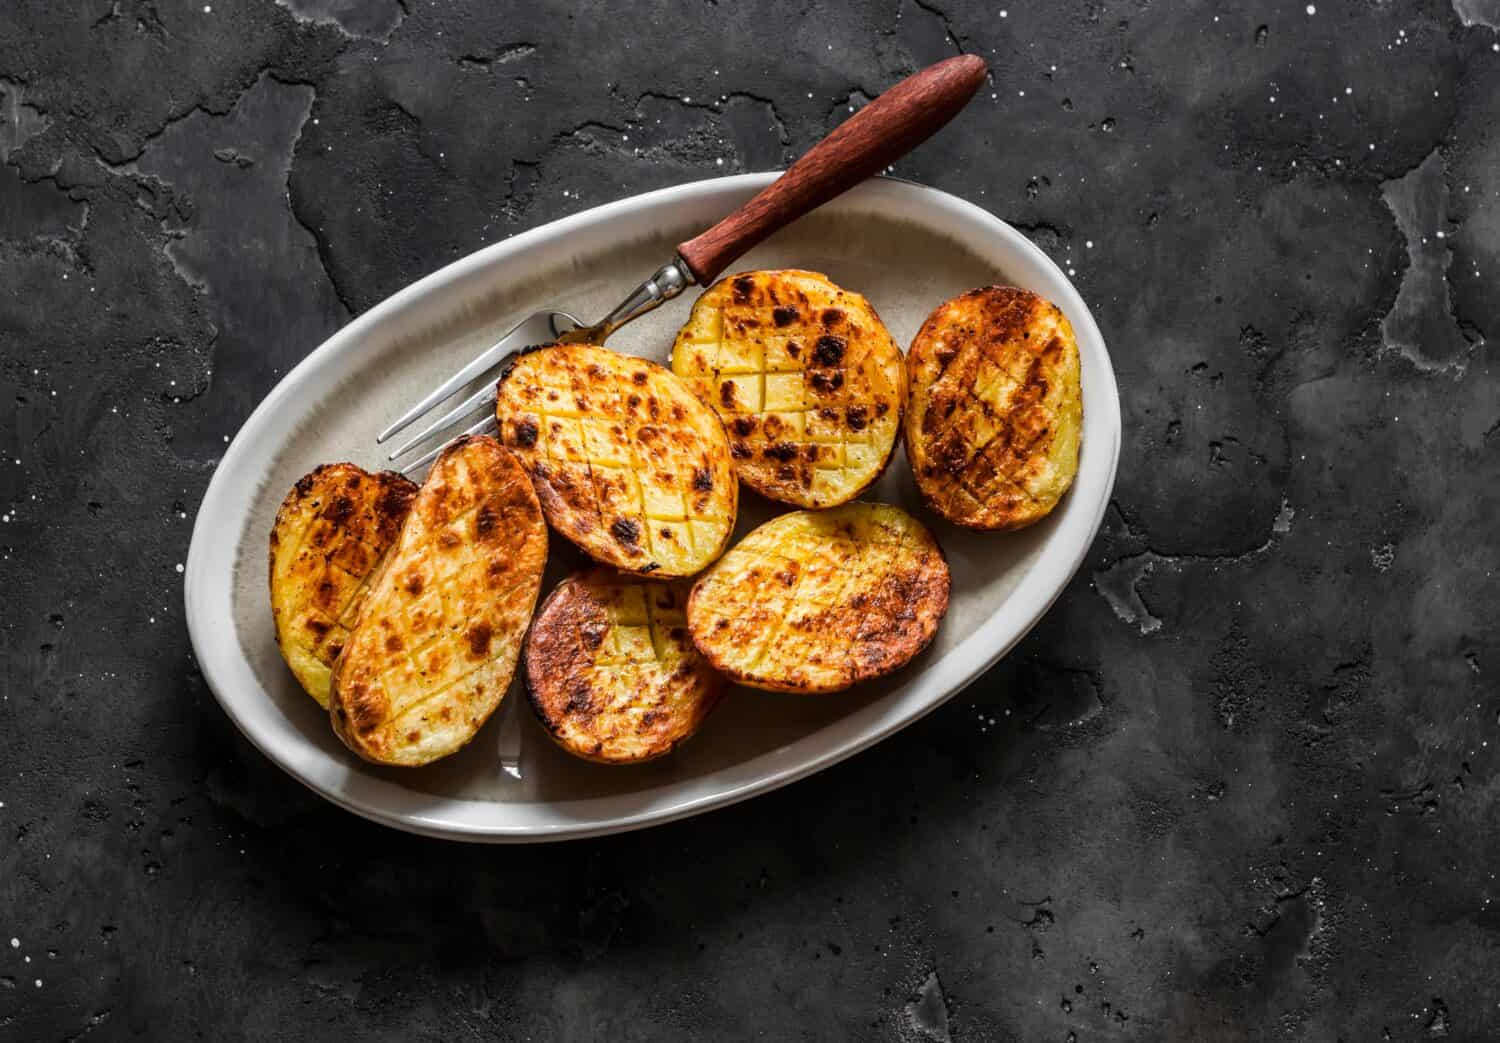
523,569,724,764
328,435,548,766
904,286,1082,530
671,269,906,508
686,503,950,693
495,343,738,577
268,462,417,708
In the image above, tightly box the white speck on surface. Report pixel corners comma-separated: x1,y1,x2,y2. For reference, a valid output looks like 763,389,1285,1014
1306,3,1316,13
9,938,17,948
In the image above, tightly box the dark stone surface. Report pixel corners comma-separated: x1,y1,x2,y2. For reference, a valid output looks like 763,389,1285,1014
2,1,1498,1039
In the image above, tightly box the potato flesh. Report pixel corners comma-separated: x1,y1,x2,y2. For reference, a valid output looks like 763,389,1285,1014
525,570,723,763
329,435,547,766
672,270,905,508
687,503,949,693
496,344,737,577
905,286,1082,530
268,464,415,708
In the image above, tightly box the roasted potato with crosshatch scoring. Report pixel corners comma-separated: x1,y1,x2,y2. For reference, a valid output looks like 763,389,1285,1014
687,502,949,693
671,270,906,509
905,286,1082,530
524,569,724,764
268,463,416,708
328,435,548,767
495,343,737,577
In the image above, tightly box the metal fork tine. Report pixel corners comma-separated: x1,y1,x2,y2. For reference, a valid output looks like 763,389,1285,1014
386,382,497,462
399,415,497,478
376,342,517,445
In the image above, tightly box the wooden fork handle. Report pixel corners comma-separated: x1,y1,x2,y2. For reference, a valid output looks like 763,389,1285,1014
675,54,987,286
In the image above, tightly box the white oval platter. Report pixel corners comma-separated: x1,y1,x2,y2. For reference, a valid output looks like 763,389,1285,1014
184,173,1121,842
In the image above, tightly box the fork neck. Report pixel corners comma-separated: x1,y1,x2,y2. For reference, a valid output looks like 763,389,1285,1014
580,258,695,343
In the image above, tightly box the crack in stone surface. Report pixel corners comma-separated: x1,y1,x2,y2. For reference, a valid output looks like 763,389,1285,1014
1094,497,1295,634
0,79,51,161
458,42,537,69
908,0,966,54
1452,0,1500,29
1094,552,1165,635
1379,149,1473,374
900,970,953,1043
274,0,405,42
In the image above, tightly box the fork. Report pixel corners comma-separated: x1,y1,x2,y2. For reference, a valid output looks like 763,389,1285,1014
379,54,987,474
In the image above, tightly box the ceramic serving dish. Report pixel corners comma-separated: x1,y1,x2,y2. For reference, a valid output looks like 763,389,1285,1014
183,173,1121,842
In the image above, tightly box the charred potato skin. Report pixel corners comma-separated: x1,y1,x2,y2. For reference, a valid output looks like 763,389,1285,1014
687,503,950,693
523,569,724,764
328,435,548,767
495,344,738,578
268,463,417,708
905,286,1082,530
671,269,907,509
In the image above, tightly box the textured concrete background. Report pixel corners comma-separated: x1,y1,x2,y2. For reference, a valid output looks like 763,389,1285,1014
2,1,1499,1039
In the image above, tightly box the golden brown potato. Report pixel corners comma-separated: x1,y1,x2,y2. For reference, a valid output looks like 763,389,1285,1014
671,269,906,508
687,503,949,693
524,569,724,763
329,435,548,766
904,286,1082,530
268,463,417,708
495,343,737,577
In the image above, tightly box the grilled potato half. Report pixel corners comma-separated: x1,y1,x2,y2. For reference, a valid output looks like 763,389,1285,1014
329,435,548,766
905,286,1082,530
496,343,737,577
524,569,725,763
687,502,949,693
671,269,906,508
268,463,417,708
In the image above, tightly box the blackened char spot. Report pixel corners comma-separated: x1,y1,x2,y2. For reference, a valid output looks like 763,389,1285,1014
809,370,844,393
512,418,539,448
846,405,868,431
691,468,713,492
565,683,593,715
632,370,648,385
719,381,737,409
731,443,751,459
732,274,755,301
475,504,499,538
375,480,415,539
821,308,844,327
764,443,798,462
772,306,798,327
814,335,846,366
610,517,641,546
731,417,756,437
326,495,355,525
467,622,492,657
